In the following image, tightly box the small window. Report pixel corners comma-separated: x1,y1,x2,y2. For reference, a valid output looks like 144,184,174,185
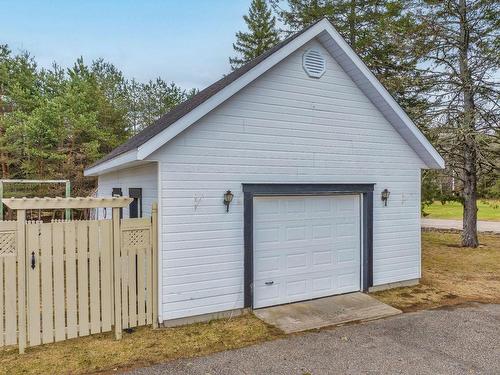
129,188,143,218
112,188,123,218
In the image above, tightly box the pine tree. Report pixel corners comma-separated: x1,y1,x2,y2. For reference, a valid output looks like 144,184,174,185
415,0,499,247
230,0,281,70
0,47,194,196
125,78,196,134
269,1,428,117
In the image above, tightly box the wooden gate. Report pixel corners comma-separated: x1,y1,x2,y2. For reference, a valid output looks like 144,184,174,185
0,197,158,353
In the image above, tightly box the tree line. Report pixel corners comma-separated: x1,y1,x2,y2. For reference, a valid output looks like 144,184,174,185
0,0,497,247
230,0,499,247
0,48,195,196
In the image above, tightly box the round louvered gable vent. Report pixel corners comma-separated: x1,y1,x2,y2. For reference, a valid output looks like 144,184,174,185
302,49,326,78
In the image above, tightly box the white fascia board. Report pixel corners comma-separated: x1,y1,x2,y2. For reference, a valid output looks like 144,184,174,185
83,149,139,176
321,23,445,169
136,21,330,161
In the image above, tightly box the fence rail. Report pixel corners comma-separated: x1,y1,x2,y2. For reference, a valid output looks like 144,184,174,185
0,197,158,353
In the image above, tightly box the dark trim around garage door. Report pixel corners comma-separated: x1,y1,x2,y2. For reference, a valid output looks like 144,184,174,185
242,183,374,309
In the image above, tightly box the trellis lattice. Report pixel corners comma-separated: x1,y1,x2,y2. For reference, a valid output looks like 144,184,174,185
122,229,150,250
0,231,16,257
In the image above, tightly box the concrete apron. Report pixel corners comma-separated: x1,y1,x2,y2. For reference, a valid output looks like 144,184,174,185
254,292,401,333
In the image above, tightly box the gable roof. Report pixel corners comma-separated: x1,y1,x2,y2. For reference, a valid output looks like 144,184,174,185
85,18,444,176
86,20,319,173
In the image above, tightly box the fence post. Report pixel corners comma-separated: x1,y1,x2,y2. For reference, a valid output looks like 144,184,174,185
64,181,71,220
112,207,122,340
17,209,26,353
151,202,159,329
0,181,3,220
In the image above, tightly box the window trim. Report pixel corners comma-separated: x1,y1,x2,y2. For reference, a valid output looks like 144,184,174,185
129,188,143,218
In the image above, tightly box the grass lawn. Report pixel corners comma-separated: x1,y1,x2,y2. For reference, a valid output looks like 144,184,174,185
373,231,500,311
1,231,498,375
423,199,500,221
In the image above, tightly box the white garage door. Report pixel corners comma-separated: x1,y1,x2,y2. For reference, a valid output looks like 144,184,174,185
253,195,361,308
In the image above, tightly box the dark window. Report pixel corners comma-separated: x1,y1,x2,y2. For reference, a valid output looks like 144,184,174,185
129,188,143,218
112,188,122,197
112,188,123,218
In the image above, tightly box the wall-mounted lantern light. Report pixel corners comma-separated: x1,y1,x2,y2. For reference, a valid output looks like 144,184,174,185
381,189,390,206
223,190,234,212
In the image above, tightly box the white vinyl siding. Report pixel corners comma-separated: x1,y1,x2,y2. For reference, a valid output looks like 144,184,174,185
97,163,158,218
148,39,424,320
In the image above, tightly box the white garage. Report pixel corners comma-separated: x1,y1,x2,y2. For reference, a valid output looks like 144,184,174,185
85,18,445,324
253,195,361,308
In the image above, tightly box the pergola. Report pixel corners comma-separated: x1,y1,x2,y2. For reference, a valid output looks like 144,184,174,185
0,179,71,219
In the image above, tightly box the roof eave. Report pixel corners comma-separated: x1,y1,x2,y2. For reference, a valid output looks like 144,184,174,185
84,149,139,176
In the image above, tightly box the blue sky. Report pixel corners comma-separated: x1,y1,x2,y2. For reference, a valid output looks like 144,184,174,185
0,0,255,90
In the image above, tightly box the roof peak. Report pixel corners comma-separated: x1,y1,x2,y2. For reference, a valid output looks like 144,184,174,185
85,18,443,176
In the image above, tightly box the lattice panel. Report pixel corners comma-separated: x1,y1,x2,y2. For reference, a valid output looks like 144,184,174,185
0,231,16,257
122,229,150,250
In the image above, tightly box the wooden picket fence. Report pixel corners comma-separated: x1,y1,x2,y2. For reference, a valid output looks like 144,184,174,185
0,197,158,353
0,221,17,347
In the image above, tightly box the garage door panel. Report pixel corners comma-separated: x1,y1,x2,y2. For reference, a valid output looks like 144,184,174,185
254,198,280,215
336,241,359,253
312,224,334,239
286,252,308,270
286,279,308,297
254,282,281,306
254,254,281,274
337,220,357,231
337,195,358,210
338,247,357,261
310,196,333,211
338,273,358,289
254,226,280,242
285,199,306,214
254,195,361,308
255,269,351,306
285,225,308,242
312,276,334,292
312,250,334,266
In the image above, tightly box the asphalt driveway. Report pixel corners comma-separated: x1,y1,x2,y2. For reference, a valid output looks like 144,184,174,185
128,303,500,375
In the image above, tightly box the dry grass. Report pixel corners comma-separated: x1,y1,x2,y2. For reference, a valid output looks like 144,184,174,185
0,314,283,375
2,231,498,374
373,231,500,311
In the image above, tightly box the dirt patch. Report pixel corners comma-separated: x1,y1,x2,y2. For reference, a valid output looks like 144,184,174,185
433,301,483,311
373,232,500,312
